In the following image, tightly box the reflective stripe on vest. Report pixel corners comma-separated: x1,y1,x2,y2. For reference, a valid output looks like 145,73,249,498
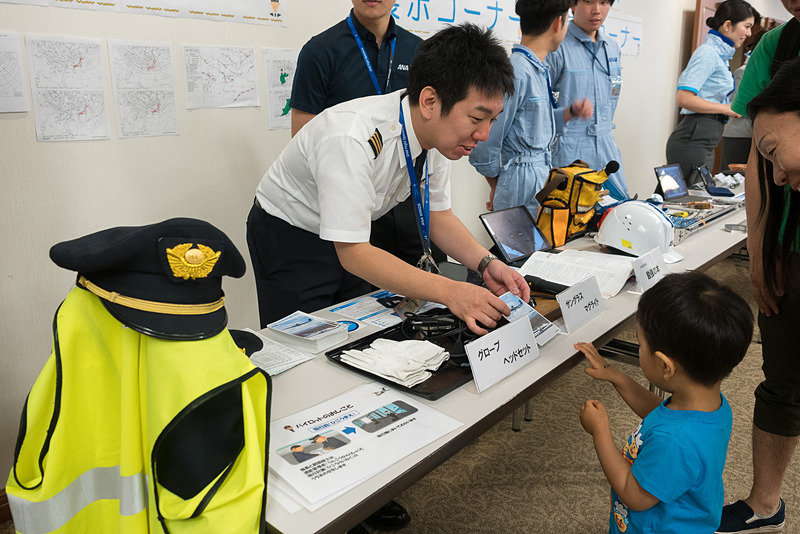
8,466,147,534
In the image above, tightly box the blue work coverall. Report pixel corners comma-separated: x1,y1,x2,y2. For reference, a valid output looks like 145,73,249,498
548,23,627,199
469,44,555,216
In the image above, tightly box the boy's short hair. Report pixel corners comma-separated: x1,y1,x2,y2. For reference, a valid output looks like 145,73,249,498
517,0,571,37
637,271,753,386
406,23,514,116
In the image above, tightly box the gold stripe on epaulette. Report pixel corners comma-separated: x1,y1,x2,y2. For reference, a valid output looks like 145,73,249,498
367,129,383,158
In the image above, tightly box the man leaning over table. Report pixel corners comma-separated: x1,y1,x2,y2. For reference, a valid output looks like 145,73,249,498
246,23,530,339
289,0,448,269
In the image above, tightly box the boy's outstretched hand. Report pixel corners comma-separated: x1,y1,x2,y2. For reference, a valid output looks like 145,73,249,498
580,399,609,436
575,341,617,382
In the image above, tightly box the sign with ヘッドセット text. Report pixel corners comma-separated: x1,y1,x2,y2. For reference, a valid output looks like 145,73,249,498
465,317,538,393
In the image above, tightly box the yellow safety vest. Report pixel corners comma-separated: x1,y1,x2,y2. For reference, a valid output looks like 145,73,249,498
7,287,271,533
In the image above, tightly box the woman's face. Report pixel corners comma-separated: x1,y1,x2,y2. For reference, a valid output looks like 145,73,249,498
722,16,755,48
753,110,800,191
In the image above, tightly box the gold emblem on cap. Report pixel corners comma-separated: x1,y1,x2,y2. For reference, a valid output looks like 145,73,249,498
166,243,221,280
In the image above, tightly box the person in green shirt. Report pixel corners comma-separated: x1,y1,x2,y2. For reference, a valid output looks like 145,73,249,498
716,3,800,529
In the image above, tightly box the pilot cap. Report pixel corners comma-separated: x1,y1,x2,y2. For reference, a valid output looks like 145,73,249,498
50,218,245,340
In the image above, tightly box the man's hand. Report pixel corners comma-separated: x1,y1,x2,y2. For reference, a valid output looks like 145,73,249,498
566,98,593,122
443,283,510,336
484,176,499,212
482,259,530,302
445,260,530,335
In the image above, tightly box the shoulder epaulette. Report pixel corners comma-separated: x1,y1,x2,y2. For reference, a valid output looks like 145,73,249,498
367,128,383,158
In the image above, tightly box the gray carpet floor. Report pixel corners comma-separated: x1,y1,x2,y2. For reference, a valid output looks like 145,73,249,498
2,256,798,534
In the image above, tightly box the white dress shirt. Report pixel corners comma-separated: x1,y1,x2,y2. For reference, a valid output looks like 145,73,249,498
256,90,451,243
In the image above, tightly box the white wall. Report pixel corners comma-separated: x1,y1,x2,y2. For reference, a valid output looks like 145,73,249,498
0,0,789,480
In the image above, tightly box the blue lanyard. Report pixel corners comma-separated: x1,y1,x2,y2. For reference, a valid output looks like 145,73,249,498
579,36,611,76
398,103,430,255
346,15,396,95
512,47,557,109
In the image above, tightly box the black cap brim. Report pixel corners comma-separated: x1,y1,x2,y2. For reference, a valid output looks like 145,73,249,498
229,329,264,356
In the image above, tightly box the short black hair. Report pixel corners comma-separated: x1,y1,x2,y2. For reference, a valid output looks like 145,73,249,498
406,23,514,116
518,0,571,36
290,444,302,451
637,271,753,387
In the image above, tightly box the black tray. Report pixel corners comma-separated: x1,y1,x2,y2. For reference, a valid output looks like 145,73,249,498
325,319,475,401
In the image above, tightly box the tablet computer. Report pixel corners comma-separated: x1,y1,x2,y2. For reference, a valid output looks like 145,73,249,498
479,206,552,266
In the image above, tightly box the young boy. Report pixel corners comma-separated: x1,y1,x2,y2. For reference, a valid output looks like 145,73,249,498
576,271,754,533
469,0,592,215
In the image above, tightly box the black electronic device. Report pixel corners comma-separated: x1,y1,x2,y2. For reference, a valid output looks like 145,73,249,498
437,260,485,285
479,206,552,267
698,164,735,197
524,275,569,296
654,164,711,204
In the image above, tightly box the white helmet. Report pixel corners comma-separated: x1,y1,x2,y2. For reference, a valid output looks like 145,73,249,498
595,200,683,263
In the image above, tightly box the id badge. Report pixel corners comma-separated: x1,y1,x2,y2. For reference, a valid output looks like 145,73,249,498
610,75,622,97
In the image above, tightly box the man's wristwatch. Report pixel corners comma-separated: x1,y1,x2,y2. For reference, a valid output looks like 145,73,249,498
477,253,499,275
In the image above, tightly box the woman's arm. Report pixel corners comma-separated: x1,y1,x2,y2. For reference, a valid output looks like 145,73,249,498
676,90,740,117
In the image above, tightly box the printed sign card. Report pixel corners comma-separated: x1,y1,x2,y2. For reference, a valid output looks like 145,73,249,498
464,318,539,393
556,275,605,333
631,248,667,294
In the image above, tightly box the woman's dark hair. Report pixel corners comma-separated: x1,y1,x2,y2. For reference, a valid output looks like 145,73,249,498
706,0,760,30
746,56,800,301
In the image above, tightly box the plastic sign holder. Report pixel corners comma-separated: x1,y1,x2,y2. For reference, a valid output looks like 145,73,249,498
465,318,538,393
556,275,605,334
630,247,667,294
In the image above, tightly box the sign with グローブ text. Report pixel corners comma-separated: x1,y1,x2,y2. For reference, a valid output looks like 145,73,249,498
465,317,538,393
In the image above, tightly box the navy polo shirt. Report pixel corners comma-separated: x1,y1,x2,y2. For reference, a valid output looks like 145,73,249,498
290,10,422,114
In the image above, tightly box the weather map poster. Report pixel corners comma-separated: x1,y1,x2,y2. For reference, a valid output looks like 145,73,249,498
0,0,286,26
263,47,298,130
0,33,29,113
109,40,178,138
183,44,259,109
26,34,110,142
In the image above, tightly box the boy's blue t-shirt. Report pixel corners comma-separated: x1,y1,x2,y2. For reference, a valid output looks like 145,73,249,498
609,394,732,534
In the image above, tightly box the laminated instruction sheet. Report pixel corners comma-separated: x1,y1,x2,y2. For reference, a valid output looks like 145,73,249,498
269,382,462,511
